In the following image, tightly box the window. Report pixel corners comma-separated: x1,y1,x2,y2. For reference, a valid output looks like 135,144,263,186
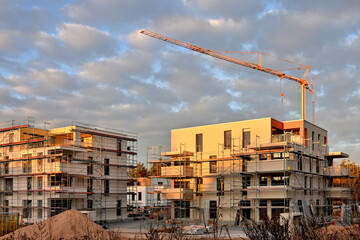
23,160,32,173
117,140,122,156
304,176,307,195
131,193,135,201
273,153,282,159
324,136,327,145
209,161,217,173
271,175,289,186
23,200,32,218
4,162,9,174
174,201,190,218
9,133,14,152
174,180,189,189
87,200,93,209
242,177,250,196
260,200,267,207
5,179,13,195
242,130,251,148
209,201,217,219
37,177,43,195
260,154,268,160
138,192,142,201
104,159,110,176
158,182,163,186
217,177,224,196
309,158,312,172
87,179,93,192
316,160,320,173
104,180,109,194
27,177,32,195
304,128,308,146
37,159,43,172
240,200,251,206
312,131,315,150
298,154,302,171
260,176,267,186
4,200,9,213
117,200,122,216
50,199,71,217
196,178,203,196
260,208,267,221
224,131,231,149
87,157,93,175
38,200,42,219
271,199,289,207
196,134,203,152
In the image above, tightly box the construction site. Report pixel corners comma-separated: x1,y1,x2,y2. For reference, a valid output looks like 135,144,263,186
0,29,359,239
147,118,357,225
0,117,137,234
139,30,359,229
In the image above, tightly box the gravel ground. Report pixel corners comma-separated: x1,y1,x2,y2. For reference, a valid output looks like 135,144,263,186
108,219,248,239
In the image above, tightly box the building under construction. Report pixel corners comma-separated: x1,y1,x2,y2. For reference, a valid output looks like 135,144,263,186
148,117,356,224
0,117,137,224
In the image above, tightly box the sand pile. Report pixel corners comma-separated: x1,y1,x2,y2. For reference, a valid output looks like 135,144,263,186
1,210,113,240
316,224,360,239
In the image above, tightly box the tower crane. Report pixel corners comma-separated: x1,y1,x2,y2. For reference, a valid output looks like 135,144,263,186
140,30,314,121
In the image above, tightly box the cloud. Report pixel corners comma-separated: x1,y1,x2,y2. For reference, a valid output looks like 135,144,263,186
0,0,359,162
58,23,117,55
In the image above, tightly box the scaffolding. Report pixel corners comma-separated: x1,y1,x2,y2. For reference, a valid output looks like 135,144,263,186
0,117,137,229
147,128,356,226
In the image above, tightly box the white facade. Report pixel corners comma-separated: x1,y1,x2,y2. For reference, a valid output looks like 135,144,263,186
0,118,137,223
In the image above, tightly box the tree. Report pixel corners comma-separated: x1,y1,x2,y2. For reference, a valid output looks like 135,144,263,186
340,160,360,203
128,162,149,178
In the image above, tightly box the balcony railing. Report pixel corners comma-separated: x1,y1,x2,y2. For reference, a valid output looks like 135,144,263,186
247,159,295,173
161,166,193,178
272,134,302,145
327,166,350,177
161,188,193,200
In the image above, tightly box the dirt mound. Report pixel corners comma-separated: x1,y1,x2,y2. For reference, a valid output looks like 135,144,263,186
317,224,360,239
1,210,112,240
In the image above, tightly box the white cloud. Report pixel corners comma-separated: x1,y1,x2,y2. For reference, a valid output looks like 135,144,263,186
0,0,359,162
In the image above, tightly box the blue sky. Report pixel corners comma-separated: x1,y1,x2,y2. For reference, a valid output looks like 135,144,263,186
0,0,359,163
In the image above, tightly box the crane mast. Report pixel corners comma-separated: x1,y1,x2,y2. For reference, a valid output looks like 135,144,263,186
140,30,314,121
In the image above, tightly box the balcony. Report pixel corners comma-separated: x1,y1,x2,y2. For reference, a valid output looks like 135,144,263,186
247,159,295,173
161,188,193,200
327,166,349,177
161,166,193,178
328,187,349,198
246,185,293,199
272,134,302,145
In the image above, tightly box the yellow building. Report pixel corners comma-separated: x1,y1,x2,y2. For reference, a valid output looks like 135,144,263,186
148,117,353,224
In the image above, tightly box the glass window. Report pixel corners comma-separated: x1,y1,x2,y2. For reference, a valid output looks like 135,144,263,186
104,158,110,175
242,130,251,148
271,175,289,186
196,134,203,152
117,200,122,216
174,201,190,218
260,176,267,186
209,201,217,219
217,177,224,196
224,131,231,149
209,161,217,173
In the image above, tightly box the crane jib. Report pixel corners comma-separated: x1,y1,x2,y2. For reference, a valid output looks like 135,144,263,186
140,30,314,121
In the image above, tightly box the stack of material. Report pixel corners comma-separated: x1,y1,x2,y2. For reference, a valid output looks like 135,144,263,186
1,210,112,240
